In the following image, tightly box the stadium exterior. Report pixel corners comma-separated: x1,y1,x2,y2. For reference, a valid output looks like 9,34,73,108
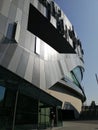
0,0,86,129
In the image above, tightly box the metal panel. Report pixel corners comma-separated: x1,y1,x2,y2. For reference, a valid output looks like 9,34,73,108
1,44,17,68
30,33,36,52
16,50,29,77
40,40,45,58
24,31,32,50
18,0,25,10
44,61,51,88
0,14,7,35
18,28,26,46
0,0,3,12
59,79,83,96
59,59,69,76
0,33,4,43
15,21,20,43
37,0,41,12
24,54,35,82
8,3,17,21
33,0,38,8
40,59,46,89
50,16,56,28
65,54,84,71
12,0,19,7
0,0,11,17
50,61,57,85
52,61,61,82
23,0,30,15
32,56,40,87
24,31,35,53
8,46,23,72
15,8,22,24
55,60,63,79
21,9,28,30
0,44,9,63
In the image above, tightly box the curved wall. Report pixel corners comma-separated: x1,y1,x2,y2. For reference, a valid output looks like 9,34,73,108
47,89,82,119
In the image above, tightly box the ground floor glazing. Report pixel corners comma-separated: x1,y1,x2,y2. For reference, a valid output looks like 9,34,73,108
0,66,62,130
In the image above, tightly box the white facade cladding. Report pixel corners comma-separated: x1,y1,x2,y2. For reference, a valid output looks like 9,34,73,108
0,0,86,129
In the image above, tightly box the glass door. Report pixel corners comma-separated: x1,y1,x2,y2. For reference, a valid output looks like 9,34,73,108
38,102,50,129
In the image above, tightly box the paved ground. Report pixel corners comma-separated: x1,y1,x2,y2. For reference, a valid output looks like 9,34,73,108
49,120,98,130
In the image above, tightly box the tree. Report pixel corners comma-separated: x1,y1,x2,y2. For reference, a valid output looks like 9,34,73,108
90,101,96,109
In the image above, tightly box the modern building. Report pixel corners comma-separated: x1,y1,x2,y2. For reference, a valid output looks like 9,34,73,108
0,0,86,129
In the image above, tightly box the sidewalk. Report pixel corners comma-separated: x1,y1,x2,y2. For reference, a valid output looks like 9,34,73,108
47,120,98,130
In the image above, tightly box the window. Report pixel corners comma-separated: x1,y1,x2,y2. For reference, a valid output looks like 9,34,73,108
0,86,16,130
35,37,41,55
15,94,38,126
0,86,5,107
15,21,20,43
71,66,83,85
6,21,20,43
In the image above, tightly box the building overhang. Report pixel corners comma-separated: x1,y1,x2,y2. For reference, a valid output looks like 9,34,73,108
50,79,86,102
27,4,75,53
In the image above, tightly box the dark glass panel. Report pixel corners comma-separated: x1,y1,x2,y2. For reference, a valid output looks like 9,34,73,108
15,93,38,129
71,67,83,84
0,86,16,130
38,102,50,129
0,86,5,107
57,108,62,126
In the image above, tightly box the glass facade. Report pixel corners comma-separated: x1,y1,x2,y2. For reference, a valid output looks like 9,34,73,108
15,93,38,129
0,86,16,130
71,66,83,85
38,102,50,128
0,66,62,130
35,37,41,55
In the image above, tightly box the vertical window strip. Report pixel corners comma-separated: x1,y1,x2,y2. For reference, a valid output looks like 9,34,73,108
35,37,41,55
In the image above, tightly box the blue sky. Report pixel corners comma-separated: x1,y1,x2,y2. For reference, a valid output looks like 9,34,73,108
55,0,98,105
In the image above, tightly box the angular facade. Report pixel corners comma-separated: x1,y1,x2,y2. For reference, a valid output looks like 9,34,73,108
0,0,86,129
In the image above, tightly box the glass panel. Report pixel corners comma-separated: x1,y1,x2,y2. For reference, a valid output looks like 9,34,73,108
35,37,40,55
46,108,49,124
57,109,62,126
72,67,82,83
15,93,38,130
0,86,5,107
0,86,16,130
71,72,79,86
38,102,50,129
6,22,17,41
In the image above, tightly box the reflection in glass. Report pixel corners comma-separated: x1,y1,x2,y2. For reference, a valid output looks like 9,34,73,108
0,82,62,130
71,67,83,84
0,86,5,106
15,93,38,130
39,102,50,128
0,86,16,130
35,37,40,55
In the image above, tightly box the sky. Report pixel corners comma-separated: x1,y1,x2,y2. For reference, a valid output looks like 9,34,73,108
55,0,98,105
